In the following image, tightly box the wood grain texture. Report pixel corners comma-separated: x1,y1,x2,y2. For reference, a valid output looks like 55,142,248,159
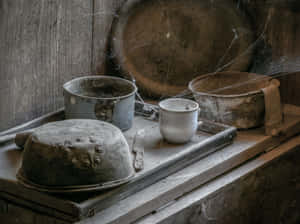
0,106,299,223
1,0,300,130
279,72,300,106
0,0,93,131
244,0,300,105
136,137,300,224
0,198,70,224
92,0,125,74
263,6,300,106
72,106,300,224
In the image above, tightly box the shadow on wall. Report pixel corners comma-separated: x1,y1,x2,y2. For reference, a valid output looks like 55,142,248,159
242,0,300,106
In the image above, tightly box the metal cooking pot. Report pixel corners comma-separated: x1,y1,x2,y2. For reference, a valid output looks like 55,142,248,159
17,119,135,191
189,71,280,129
63,76,137,131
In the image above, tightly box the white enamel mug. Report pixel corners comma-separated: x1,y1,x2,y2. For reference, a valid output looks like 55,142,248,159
158,98,199,144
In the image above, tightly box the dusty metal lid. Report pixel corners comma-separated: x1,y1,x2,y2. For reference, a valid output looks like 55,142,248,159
17,119,135,191
111,0,254,97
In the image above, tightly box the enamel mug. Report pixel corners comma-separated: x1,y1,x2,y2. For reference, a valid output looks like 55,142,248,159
159,98,199,144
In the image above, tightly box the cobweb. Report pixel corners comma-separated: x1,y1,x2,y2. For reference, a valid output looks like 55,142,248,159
94,0,300,107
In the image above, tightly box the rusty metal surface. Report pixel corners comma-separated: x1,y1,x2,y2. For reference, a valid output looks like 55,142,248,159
189,71,272,129
111,0,254,97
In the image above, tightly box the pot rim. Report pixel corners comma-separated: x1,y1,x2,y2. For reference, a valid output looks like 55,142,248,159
63,75,138,100
17,169,135,193
188,72,270,98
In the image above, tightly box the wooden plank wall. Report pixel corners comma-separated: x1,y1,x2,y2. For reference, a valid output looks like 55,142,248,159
244,0,300,105
0,0,123,131
0,0,299,131
266,7,300,106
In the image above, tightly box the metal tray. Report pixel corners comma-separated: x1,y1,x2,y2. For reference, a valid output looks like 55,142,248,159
0,101,237,221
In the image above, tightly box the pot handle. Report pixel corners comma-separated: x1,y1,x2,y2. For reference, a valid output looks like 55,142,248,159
132,129,145,172
0,128,35,148
261,79,283,136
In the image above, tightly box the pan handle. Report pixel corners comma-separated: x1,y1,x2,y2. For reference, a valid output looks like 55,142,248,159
262,79,283,136
0,128,35,147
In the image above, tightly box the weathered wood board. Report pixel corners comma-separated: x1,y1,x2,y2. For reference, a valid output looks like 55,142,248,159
0,0,92,131
135,136,300,224
78,106,300,224
0,105,299,223
0,0,125,132
244,0,300,106
1,0,300,133
92,0,125,74
0,198,70,224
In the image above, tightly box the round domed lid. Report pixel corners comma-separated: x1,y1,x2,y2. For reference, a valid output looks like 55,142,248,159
18,119,134,190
